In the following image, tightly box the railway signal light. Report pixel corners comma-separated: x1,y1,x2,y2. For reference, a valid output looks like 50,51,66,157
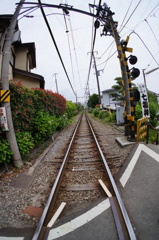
130,67,140,79
127,55,140,80
128,55,137,65
94,19,100,29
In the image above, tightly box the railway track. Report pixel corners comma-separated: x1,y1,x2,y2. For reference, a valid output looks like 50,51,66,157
32,111,136,240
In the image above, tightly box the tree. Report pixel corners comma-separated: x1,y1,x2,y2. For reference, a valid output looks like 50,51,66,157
111,77,123,101
87,93,99,108
111,77,136,101
135,90,159,126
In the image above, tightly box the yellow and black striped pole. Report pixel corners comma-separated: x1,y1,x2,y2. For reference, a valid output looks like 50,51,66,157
121,36,136,139
110,19,136,138
0,90,10,103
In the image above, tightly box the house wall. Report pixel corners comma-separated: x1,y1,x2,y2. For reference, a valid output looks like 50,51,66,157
12,74,40,89
102,92,110,107
15,47,28,71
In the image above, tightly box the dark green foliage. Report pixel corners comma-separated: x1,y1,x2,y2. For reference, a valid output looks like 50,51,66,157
0,82,68,163
33,110,59,144
135,91,159,127
16,132,35,156
0,140,13,163
87,94,99,108
92,107,101,117
66,101,77,119
98,110,109,119
91,108,116,123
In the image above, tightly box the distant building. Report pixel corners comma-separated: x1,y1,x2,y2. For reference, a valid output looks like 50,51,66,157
0,14,45,89
101,88,123,110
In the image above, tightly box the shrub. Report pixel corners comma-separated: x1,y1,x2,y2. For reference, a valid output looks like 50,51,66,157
149,102,158,127
57,115,68,129
135,104,142,122
88,108,93,113
16,132,35,156
0,139,13,163
98,110,109,119
135,102,158,127
33,110,59,144
103,111,116,123
10,82,35,132
92,107,100,117
66,101,77,119
32,88,66,116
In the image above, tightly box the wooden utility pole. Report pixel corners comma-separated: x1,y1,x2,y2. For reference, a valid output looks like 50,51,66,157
1,0,25,167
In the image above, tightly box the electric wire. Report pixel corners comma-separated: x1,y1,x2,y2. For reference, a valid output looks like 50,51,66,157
85,27,97,94
103,43,116,70
145,2,159,19
97,50,117,67
146,51,159,69
18,6,39,19
131,1,159,32
129,30,159,66
144,19,159,48
67,14,82,91
85,0,96,95
98,0,157,71
63,12,77,95
119,0,142,34
98,40,114,60
37,0,77,98
98,0,133,60
119,0,134,32
85,0,102,95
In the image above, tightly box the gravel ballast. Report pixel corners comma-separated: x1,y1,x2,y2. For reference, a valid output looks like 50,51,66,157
0,114,134,229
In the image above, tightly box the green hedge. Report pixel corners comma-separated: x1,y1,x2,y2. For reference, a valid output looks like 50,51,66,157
0,82,80,164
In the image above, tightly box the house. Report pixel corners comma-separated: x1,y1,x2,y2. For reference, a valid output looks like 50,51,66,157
101,88,123,110
101,88,124,124
0,15,45,89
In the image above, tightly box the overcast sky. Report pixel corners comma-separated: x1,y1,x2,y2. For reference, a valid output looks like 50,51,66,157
1,0,159,103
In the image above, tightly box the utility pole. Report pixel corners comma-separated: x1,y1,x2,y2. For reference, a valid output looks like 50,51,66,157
87,51,101,105
53,73,59,93
92,52,101,104
0,0,25,167
142,69,147,88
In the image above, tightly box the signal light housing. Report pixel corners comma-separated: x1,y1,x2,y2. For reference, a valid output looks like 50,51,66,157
130,67,140,80
94,20,100,29
129,55,137,65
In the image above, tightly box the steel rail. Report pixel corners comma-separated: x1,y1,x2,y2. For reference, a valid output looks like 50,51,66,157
86,113,136,240
32,113,83,240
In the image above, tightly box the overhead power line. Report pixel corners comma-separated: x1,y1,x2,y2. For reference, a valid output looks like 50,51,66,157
129,30,159,66
144,19,159,48
119,0,134,32
145,2,159,19
119,0,142,33
63,12,76,94
37,0,77,98
67,15,82,91
85,0,102,95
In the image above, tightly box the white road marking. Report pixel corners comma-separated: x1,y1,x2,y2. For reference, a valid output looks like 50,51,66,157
120,144,159,187
0,238,24,240
47,199,110,240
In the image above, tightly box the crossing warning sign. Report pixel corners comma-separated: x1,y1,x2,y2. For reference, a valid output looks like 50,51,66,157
0,90,10,102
